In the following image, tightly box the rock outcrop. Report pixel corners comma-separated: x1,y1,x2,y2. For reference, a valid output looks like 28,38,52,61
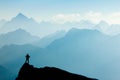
16,63,98,80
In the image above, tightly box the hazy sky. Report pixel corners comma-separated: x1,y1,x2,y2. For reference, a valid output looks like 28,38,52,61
0,0,120,24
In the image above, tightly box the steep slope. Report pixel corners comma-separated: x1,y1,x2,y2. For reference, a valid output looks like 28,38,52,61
0,28,40,47
16,63,97,80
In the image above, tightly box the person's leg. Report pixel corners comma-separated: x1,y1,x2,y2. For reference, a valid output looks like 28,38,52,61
28,59,29,63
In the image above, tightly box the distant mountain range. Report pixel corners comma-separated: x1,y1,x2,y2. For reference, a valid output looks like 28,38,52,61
95,21,120,35
1,28,120,80
0,13,41,36
0,28,66,48
1,13,120,37
0,13,67,37
0,19,6,28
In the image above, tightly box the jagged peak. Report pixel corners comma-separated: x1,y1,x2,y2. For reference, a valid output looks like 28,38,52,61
17,13,27,18
11,13,29,21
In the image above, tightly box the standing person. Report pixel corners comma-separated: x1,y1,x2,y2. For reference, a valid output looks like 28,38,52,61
25,54,30,63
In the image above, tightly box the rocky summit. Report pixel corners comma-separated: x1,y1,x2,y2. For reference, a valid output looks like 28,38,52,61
16,63,98,80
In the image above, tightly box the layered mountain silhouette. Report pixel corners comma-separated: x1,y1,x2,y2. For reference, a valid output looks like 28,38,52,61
1,13,120,37
0,13,38,35
1,28,120,80
16,63,97,80
0,19,6,28
1,13,120,80
1,13,120,36
0,28,39,47
0,13,120,36
0,13,66,37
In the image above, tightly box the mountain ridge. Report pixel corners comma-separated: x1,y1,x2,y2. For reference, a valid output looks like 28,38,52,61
0,28,40,47
1,13,120,37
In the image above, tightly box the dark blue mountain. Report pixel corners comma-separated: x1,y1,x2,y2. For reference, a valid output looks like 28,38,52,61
0,65,15,80
0,13,65,37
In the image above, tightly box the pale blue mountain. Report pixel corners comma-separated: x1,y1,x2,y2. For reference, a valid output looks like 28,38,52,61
33,30,66,48
0,13,39,35
95,21,120,35
0,28,40,47
0,13,97,37
0,13,66,37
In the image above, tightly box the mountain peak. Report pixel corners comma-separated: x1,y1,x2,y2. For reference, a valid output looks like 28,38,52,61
17,13,26,18
12,13,28,21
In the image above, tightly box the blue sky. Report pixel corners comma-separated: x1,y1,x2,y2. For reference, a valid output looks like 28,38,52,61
0,0,120,24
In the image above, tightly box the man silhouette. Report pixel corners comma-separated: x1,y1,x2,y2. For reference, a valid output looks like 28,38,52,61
25,54,30,63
